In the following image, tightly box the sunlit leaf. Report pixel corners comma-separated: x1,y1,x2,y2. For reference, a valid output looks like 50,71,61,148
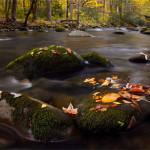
102,93,120,103
118,121,124,127
132,95,144,100
67,48,72,54
93,96,101,100
93,92,101,96
0,91,2,99
84,78,95,83
10,92,22,98
122,100,131,104
99,79,105,82
41,104,47,108
113,102,122,105
112,76,118,80
119,91,132,99
100,80,110,87
31,52,34,56
51,50,60,55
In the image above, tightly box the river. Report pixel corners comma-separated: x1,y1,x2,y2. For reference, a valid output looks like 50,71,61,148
0,28,150,149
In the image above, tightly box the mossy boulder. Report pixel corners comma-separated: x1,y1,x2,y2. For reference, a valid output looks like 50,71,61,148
75,88,150,134
142,29,150,35
0,91,72,142
5,45,84,78
140,27,149,33
81,52,112,67
55,26,65,32
113,30,125,35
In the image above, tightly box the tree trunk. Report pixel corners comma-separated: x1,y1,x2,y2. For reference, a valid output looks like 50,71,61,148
23,0,26,16
5,0,9,21
46,0,52,21
77,0,80,25
32,0,38,21
24,0,35,27
66,0,69,22
11,0,17,21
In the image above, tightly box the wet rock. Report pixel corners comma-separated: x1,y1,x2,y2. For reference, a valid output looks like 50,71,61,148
75,88,150,134
140,27,150,34
0,91,73,142
81,52,112,67
68,30,92,37
5,45,84,79
113,30,125,35
129,55,149,63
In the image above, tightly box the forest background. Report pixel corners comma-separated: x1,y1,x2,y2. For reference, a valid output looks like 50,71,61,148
0,0,150,28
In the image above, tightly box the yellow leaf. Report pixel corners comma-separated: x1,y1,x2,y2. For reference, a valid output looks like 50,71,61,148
100,80,110,87
100,108,107,111
93,92,101,96
122,100,131,104
113,102,122,105
102,93,120,103
41,104,47,108
112,76,118,80
84,78,95,83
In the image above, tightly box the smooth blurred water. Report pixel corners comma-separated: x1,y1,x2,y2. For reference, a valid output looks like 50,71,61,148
0,29,150,149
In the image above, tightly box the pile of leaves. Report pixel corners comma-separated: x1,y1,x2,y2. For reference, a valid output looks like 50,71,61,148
84,76,150,112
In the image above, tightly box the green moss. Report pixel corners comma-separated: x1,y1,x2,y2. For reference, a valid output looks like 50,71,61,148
76,88,150,133
140,27,148,33
81,52,112,67
5,45,84,78
1,91,72,142
55,26,65,32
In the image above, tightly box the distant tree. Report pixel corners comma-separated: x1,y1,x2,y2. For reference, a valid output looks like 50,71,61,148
46,0,52,21
11,0,17,21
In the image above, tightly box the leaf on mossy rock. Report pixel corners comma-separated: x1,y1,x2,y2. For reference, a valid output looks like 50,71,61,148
127,116,136,130
51,50,60,55
67,48,72,54
43,47,48,50
102,93,120,103
62,103,78,115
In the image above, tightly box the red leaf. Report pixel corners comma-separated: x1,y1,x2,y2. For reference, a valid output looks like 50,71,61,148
99,79,105,82
127,116,136,130
131,103,141,112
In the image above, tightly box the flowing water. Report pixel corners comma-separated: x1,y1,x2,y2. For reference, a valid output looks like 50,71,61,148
0,28,150,149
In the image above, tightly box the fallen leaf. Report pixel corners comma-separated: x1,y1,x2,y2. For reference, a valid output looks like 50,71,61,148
39,48,43,50
100,108,107,111
99,79,105,82
41,104,47,108
37,51,42,55
95,100,102,103
131,103,141,112
100,80,110,87
137,52,148,60
31,52,34,56
43,47,49,50
93,92,101,96
119,91,132,99
112,76,118,80
67,48,72,54
111,84,121,89
51,50,60,55
122,100,131,104
10,92,22,98
102,93,120,103
130,86,145,93
127,116,136,130
93,96,101,100
132,95,144,100
62,103,78,115
84,78,95,83
113,102,122,105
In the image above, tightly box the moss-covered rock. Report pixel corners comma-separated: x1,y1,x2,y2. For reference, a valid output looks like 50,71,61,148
140,27,149,33
55,26,65,32
81,52,112,67
113,30,125,35
5,45,84,78
141,29,150,35
76,88,150,134
0,91,72,142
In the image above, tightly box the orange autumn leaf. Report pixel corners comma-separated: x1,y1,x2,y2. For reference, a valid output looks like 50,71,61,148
112,76,118,80
31,52,34,56
131,103,141,112
102,93,120,103
43,47,49,50
93,96,101,100
99,79,105,82
130,86,145,93
132,95,144,100
122,100,131,104
95,100,102,103
84,78,95,83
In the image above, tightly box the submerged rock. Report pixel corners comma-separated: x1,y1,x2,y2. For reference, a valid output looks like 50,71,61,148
113,30,125,35
68,30,92,37
75,88,150,134
0,91,72,142
5,45,84,78
81,52,112,67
